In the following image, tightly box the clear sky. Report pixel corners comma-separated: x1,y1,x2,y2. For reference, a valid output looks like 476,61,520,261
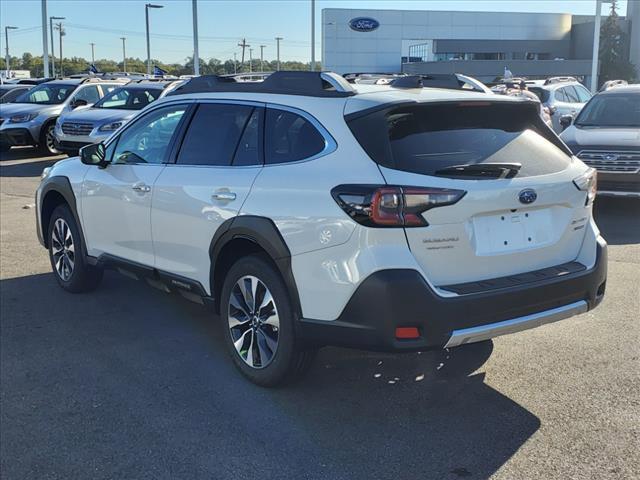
0,0,630,64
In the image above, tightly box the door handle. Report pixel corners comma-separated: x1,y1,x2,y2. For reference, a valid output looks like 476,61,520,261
211,191,236,201
132,182,151,193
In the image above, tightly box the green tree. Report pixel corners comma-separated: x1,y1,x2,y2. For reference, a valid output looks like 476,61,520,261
599,0,637,84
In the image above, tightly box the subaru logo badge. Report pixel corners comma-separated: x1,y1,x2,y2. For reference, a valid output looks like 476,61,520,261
518,189,537,204
604,154,618,161
349,17,380,32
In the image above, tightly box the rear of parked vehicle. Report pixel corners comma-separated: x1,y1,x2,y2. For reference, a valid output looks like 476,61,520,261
35,72,607,386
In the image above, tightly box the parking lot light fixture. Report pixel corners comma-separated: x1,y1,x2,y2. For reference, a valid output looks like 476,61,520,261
145,3,164,76
4,26,18,77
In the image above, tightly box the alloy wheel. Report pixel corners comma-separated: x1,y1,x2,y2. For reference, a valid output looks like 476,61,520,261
51,218,75,281
228,275,280,369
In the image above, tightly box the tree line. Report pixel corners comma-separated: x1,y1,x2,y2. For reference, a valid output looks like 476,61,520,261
0,53,319,77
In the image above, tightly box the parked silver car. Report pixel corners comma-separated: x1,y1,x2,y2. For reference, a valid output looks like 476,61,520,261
0,77,126,155
54,80,181,155
526,77,592,133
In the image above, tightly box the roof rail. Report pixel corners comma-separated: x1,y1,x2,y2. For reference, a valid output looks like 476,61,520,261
166,71,356,98
544,76,577,85
391,74,462,90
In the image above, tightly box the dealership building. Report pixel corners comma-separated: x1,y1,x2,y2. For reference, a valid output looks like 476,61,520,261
322,5,640,85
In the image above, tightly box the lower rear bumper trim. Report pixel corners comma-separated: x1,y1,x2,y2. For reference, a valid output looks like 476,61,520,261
444,300,588,348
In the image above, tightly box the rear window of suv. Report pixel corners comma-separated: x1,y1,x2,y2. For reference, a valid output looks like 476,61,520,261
346,101,572,178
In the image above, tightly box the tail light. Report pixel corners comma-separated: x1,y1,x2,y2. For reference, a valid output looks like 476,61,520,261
573,168,597,206
331,185,466,227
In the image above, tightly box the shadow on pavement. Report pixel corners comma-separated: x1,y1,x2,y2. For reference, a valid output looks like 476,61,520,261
1,271,540,480
0,148,65,177
593,196,640,245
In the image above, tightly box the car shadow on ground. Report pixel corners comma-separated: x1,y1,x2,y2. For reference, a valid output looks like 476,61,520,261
1,270,540,480
0,148,64,177
593,196,640,245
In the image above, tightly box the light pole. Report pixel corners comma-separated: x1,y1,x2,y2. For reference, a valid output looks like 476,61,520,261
310,0,315,71
49,15,64,77
275,36,283,71
590,0,614,92
259,45,265,72
41,0,49,78
90,42,95,64
145,3,163,76
192,0,199,76
4,26,18,77
120,37,126,72
56,22,64,77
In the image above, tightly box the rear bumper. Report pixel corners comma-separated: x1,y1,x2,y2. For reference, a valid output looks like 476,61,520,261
299,237,607,352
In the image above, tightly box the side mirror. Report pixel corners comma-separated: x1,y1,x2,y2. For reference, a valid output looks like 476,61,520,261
71,98,88,109
80,142,108,168
560,114,573,130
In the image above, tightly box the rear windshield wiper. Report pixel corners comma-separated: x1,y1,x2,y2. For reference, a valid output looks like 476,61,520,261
434,163,522,179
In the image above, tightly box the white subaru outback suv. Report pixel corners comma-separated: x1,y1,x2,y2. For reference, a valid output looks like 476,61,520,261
35,72,607,386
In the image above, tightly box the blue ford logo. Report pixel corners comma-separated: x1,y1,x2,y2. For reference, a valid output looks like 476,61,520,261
349,17,380,32
518,189,537,204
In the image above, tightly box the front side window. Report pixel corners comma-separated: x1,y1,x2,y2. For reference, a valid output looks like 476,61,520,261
73,85,101,104
574,85,592,103
14,84,75,105
95,87,162,110
564,86,580,103
177,103,256,166
554,88,568,102
265,108,325,164
112,105,187,164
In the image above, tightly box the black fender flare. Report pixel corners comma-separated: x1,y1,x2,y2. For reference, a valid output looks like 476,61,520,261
209,215,302,319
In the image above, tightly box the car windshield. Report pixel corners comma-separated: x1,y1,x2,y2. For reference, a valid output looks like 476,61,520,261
94,87,162,110
574,92,640,127
13,83,76,105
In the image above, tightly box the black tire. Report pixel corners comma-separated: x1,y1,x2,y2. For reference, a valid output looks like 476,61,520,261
47,204,103,293
220,254,316,387
38,122,61,156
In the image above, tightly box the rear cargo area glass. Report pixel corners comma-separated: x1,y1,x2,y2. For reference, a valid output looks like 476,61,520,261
347,102,571,178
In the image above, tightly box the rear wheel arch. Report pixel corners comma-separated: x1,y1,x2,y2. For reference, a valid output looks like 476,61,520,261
209,216,302,319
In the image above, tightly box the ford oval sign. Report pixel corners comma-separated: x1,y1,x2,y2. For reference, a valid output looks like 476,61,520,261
518,189,538,205
349,17,380,32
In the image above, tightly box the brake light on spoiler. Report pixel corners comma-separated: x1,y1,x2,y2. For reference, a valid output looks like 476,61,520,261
331,185,466,227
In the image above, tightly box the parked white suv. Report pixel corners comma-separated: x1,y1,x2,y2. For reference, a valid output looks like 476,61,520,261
36,72,607,386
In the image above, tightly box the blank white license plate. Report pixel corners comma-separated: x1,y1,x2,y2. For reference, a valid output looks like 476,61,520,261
473,209,554,255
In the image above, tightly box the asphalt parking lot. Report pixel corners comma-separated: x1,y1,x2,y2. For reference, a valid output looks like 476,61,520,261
1,148,638,480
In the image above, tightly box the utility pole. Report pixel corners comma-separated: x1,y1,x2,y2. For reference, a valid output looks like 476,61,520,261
259,45,265,72
192,0,199,76
145,3,164,76
90,42,95,64
49,15,64,77
591,0,605,92
237,38,249,70
249,48,253,73
310,0,315,71
4,26,18,77
56,22,64,77
275,36,283,71
120,37,126,72
233,52,237,74
41,0,49,78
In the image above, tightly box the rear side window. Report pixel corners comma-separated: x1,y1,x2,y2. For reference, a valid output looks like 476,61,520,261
265,108,325,164
564,86,580,103
346,102,572,179
177,103,254,166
